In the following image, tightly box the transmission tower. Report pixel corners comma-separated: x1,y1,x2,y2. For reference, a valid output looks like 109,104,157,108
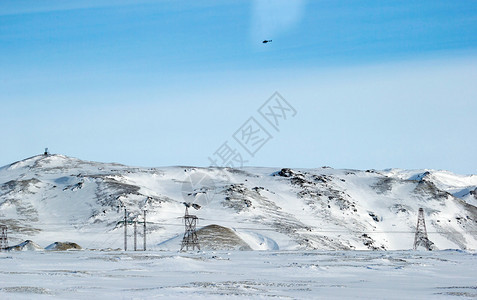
180,203,200,251
0,225,8,251
413,208,432,250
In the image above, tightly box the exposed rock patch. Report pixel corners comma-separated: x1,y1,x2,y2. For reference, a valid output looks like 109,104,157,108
45,241,82,251
7,240,44,251
196,224,252,251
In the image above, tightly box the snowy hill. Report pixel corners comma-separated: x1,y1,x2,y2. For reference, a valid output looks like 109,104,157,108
0,154,476,250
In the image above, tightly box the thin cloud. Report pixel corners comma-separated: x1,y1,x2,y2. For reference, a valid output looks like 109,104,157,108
0,0,153,16
251,0,306,41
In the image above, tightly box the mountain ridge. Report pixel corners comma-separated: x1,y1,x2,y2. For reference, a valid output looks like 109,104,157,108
0,154,476,250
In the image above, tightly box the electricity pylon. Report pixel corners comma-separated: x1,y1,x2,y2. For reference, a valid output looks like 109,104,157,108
180,203,200,251
0,225,8,251
413,208,432,250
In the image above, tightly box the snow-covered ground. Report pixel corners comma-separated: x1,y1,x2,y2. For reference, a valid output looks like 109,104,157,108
0,250,476,299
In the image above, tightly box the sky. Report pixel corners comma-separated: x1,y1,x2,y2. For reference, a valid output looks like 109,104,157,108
1,0,477,174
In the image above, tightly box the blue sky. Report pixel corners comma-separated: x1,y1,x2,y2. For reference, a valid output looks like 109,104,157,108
1,0,477,174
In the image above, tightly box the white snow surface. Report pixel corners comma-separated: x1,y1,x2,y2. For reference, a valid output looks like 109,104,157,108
0,154,477,251
0,250,476,299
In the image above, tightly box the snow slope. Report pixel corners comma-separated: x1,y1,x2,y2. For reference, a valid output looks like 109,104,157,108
0,154,476,250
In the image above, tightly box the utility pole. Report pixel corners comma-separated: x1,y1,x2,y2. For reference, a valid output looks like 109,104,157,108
0,225,7,251
134,220,137,251
143,210,147,251
413,208,432,250
118,197,148,252
124,208,127,251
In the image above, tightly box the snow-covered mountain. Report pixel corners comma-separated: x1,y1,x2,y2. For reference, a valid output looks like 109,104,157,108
0,154,476,250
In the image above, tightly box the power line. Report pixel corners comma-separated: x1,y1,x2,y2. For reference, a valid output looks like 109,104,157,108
9,220,477,235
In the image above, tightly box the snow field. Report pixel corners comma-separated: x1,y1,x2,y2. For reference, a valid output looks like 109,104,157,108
0,250,476,299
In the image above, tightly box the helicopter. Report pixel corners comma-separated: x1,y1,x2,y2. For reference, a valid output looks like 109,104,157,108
262,40,272,44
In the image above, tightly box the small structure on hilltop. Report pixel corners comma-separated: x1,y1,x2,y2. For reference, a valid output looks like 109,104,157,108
44,148,49,156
